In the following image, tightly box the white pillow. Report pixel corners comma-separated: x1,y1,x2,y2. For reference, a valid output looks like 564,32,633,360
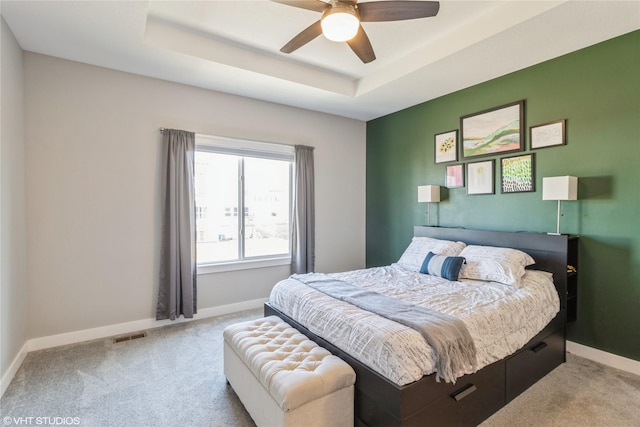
458,245,535,286
397,237,466,272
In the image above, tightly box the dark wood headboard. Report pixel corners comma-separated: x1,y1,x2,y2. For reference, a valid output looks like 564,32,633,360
414,226,569,310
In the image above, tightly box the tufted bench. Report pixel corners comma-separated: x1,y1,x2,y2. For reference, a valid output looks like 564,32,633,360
223,316,356,427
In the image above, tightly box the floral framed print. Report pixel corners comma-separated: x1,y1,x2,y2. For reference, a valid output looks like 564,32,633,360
461,100,524,159
530,119,566,149
446,164,464,188
434,130,458,163
501,153,535,193
467,159,495,195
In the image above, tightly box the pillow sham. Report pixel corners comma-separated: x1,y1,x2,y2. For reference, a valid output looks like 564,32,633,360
397,237,466,272
458,245,535,286
420,252,466,281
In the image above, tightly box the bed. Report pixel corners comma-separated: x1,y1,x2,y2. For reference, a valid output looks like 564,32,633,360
265,226,569,426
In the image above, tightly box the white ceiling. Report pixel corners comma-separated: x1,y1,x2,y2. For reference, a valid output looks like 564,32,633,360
2,0,639,121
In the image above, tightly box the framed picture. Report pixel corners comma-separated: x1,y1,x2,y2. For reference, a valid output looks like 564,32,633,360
445,164,464,188
434,130,458,163
467,159,495,195
501,153,535,193
530,119,566,149
461,100,524,159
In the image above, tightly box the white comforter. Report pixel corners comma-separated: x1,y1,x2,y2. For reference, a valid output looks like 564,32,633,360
269,264,559,386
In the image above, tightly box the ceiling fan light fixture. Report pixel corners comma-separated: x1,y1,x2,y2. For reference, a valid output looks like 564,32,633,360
321,4,359,42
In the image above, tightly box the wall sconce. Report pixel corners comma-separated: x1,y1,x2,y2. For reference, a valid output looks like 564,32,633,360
542,176,578,235
418,185,440,226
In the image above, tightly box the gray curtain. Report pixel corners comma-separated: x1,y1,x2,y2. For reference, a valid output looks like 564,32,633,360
291,145,315,274
157,129,197,320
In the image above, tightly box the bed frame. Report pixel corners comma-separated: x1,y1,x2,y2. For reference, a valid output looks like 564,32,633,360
265,226,569,426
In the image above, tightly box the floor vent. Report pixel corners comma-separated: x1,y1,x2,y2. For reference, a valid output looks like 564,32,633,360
113,332,147,344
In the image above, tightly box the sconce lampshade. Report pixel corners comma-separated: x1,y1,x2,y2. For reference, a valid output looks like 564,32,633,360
418,185,441,203
542,176,578,235
542,176,578,201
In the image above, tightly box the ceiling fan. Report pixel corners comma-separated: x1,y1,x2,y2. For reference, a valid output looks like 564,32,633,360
273,0,440,63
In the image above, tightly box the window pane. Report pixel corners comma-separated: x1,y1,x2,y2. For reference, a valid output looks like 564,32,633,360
244,157,291,258
195,152,239,263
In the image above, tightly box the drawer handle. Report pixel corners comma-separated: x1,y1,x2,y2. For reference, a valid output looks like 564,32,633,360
531,342,548,353
451,384,477,402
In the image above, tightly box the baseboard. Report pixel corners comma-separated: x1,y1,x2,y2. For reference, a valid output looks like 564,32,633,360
28,298,267,352
1,298,266,397
1,341,29,397
8,311,635,397
567,340,640,376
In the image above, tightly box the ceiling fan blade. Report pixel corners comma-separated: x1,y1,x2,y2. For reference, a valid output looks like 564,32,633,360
280,20,323,54
359,1,440,22
271,0,328,13
346,25,376,63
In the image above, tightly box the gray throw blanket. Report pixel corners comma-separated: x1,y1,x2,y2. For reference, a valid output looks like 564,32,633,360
292,273,477,383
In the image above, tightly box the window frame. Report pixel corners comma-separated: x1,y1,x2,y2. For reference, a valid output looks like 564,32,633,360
194,134,294,274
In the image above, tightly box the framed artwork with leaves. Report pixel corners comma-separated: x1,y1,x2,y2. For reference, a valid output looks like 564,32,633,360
434,130,458,163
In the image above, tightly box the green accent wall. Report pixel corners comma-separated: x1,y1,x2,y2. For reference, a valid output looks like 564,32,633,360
366,30,640,361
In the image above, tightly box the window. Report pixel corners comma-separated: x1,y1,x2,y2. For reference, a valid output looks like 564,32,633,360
194,134,293,270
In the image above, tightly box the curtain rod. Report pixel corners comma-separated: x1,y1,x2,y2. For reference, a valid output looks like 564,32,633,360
158,128,307,150
159,128,196,135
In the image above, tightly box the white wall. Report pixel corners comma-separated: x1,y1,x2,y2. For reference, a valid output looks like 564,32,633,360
1,17,28,387
24,53,366,339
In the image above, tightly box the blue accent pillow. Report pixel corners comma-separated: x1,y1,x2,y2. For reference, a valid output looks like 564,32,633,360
420,252,466,281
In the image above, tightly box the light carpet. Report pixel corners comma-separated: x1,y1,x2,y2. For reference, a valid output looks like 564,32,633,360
1,308,638,426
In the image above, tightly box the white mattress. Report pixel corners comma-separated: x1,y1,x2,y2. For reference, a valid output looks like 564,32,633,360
269,264,560,386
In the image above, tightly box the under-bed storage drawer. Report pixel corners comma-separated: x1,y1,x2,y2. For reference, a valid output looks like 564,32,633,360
506,327,564,402
407,360,505,427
